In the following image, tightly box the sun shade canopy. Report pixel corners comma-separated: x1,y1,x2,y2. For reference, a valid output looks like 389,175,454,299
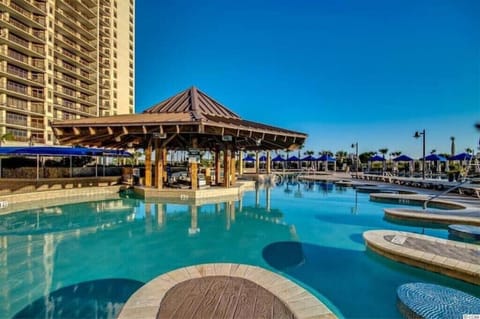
50,87,307,151
0,146,131,157
369,155,385,161
393,154,414,162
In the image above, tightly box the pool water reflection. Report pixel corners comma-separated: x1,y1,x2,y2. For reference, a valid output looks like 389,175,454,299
0,181,478,319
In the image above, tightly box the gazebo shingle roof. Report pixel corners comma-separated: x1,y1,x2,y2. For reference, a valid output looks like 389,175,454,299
143,87,241,120
51,87,307,150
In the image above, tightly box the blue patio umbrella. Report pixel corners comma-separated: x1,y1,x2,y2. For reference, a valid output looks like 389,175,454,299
424,154,447,162
393,154,413,162
316,154,336,162
272,155,285,162
449,153,472,161
259,155,267,162
369,155,385,162
243,155,255,162
301,155,316,161
287,155,300,161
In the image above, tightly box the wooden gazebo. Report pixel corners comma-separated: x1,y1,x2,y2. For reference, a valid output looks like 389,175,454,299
51,87,307,189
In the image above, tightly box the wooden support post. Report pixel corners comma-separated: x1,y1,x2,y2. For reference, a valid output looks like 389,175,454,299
215,149,220,186
162,148,168,184
145,143,152,187
190,161,198,190
266,151,271,174
155,145,164,189
223,148,231,187
239,151,244,175
230,151,236,185
255,151,260,174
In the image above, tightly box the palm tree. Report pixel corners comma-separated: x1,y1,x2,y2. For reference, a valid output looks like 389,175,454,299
378,148,388,173
390,151,401,158
378,148,389,159
359,151,375,164
466,148,473,154
0,132,14,146
430,149,436,154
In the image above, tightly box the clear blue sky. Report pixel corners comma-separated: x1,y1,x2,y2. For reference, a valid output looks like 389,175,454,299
135,0,479,157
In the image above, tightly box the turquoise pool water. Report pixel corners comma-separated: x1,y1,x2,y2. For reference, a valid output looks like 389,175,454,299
0,182,479,318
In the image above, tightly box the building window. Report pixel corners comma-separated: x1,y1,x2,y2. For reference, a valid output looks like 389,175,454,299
6,128,28,141
7,96,28,110
6,112,28,126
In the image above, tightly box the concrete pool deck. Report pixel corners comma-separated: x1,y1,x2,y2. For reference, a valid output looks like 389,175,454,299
364,230,480,285
118,263,336,319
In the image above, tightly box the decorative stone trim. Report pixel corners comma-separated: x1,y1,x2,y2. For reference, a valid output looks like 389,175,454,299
118,263,337,319
364,230,480,285
384,208,480,226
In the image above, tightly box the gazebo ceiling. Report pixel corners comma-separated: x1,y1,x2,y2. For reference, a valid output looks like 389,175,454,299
50,86,307,151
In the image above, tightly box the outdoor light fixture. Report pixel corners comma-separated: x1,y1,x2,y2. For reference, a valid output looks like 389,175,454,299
153,132,167,139
351,142,358,177
414,129,426,180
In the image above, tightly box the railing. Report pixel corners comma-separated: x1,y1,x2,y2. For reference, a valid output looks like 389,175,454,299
30,102,44,113
423,180,470,210
10,2,32,20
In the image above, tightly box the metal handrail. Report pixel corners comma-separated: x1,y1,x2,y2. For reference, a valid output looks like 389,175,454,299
423,179,470,210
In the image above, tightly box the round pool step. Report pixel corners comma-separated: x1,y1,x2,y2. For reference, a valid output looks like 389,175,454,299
448,224,480,241
397,283,480,319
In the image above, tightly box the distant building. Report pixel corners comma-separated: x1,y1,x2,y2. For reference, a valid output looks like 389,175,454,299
0,0,135,145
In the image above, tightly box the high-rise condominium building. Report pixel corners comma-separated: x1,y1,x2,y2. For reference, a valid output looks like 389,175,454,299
0,0,135,145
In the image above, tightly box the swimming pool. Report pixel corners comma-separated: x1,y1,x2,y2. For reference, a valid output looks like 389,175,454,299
0,182,478,318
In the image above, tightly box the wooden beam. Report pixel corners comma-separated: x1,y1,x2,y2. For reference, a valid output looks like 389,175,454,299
107,127,113,135
88,127,96,135
142,125,147,134
73,127,80,135
122,126,128,135
53,127,63,136
160,125,164,134
161,133,177,148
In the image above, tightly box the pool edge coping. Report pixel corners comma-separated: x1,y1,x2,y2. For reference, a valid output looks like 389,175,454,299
363,230,480,285
118,263,337,319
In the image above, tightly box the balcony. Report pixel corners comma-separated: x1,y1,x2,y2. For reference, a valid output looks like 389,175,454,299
75,0,97,19
57,1,96,30
14,0,47,16
54,98,94,117
0,83,44,102
0,64,45,86
0,31,45,58
30,102,44,114
30,120,45,129
0,15,46,44
6,118,28,127
56,20,96,51
3,1,46,30
55,8,96,41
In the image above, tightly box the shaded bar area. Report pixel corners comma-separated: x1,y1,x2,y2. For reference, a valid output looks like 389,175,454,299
51,87,307,198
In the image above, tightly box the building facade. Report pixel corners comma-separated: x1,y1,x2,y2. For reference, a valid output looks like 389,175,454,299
0,0,135,145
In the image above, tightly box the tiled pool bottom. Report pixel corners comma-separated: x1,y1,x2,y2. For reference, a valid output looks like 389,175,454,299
1,183,479,318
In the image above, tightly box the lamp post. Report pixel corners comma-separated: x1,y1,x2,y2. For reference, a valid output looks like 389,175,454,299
351,142,358,177
414,129,426,179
